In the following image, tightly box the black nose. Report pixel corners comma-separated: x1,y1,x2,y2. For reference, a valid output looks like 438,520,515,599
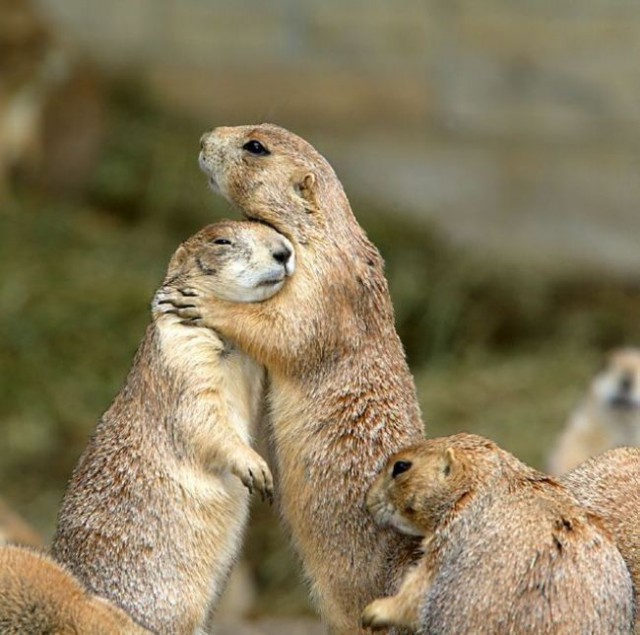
273,246,292,265
620,373,634,393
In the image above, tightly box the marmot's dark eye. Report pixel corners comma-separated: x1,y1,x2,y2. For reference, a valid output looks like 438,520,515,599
213,238,232,246
392,461,412,478
242,140,270,156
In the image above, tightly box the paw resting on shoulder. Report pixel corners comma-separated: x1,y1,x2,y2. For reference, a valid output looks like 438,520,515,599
153,286,205,326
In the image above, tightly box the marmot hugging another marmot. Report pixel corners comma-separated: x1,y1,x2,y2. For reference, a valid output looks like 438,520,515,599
165,124,424,634
53,221,294,634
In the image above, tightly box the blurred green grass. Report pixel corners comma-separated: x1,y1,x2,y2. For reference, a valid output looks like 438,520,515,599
1,81,639,614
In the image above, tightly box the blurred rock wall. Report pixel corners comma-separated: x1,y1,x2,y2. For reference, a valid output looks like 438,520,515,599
36,0,640,276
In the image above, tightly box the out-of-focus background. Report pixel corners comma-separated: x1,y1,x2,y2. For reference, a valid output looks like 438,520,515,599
1,0,639,625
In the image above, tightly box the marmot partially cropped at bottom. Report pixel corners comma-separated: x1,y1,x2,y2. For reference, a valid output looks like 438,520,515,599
52,221,294,634
165,123,424,635
561,447,640,633
362,433,634,634
0,545,149,634
549,348,640,475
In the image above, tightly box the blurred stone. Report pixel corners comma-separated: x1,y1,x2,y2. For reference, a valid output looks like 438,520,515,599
32,0,640,275
0,0,105,197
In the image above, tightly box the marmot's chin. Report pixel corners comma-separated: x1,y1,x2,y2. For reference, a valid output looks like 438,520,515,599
253,280,284,302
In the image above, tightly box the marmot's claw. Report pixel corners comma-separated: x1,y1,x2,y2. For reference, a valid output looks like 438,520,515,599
151,291,175,315
232,455,274,501
180,317,204,327
259,473,274,504
152,287,201,319
255,464,274,503
361,600,393,631
172,306,199,319
245,470,254,495
264,485,274,505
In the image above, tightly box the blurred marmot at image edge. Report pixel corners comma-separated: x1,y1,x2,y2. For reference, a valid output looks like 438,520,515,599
549,348,640,475
0,0,104,196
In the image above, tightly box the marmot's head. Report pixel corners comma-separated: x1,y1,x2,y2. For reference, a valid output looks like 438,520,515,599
591,348,640,415
367,434,505,536
198,124,352,246
163,220,294,304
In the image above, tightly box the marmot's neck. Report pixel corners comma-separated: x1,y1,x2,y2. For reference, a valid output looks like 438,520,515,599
98,323,186,450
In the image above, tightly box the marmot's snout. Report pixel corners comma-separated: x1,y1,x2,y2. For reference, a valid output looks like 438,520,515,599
273,245,291,266
271,238,295,277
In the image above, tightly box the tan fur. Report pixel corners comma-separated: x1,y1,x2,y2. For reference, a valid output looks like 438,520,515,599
160,123,424,634
549,348,640,475
0,544,149,634
52,221,294,634
561,446,640,633
0,497,42,547
363,433,634,634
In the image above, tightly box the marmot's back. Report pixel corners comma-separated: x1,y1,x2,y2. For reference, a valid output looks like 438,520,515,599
562,446,640,632
422,490,632,634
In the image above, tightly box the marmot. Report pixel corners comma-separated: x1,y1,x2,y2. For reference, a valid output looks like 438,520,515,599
52,220,295,634
549,347,640,475
362,433,634,634
561,446,640,633
0,497,42,547
0,544,148,634
160,123,424,634
0,0,104,195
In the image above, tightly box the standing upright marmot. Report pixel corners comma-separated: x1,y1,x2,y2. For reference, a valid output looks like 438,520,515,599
362,433,634,634
549,348,640,475
0,544,149,634
561,446,640,633
53,221,295,634
161,123,424,634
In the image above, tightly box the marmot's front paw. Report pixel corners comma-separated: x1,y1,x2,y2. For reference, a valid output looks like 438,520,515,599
229,450,274,503
361,598,399,631
152,287,204,325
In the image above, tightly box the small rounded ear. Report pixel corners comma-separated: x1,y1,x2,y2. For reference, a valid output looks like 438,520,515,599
301,172,316,192
165,245,190,280
442,448,456,476
294,171,318,211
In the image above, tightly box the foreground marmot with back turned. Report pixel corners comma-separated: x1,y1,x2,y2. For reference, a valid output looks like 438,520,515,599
561,446,640,633
0,544,149,634
157,124,424,634
52,220,295,634
549,348,640,475
362,433,634,634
